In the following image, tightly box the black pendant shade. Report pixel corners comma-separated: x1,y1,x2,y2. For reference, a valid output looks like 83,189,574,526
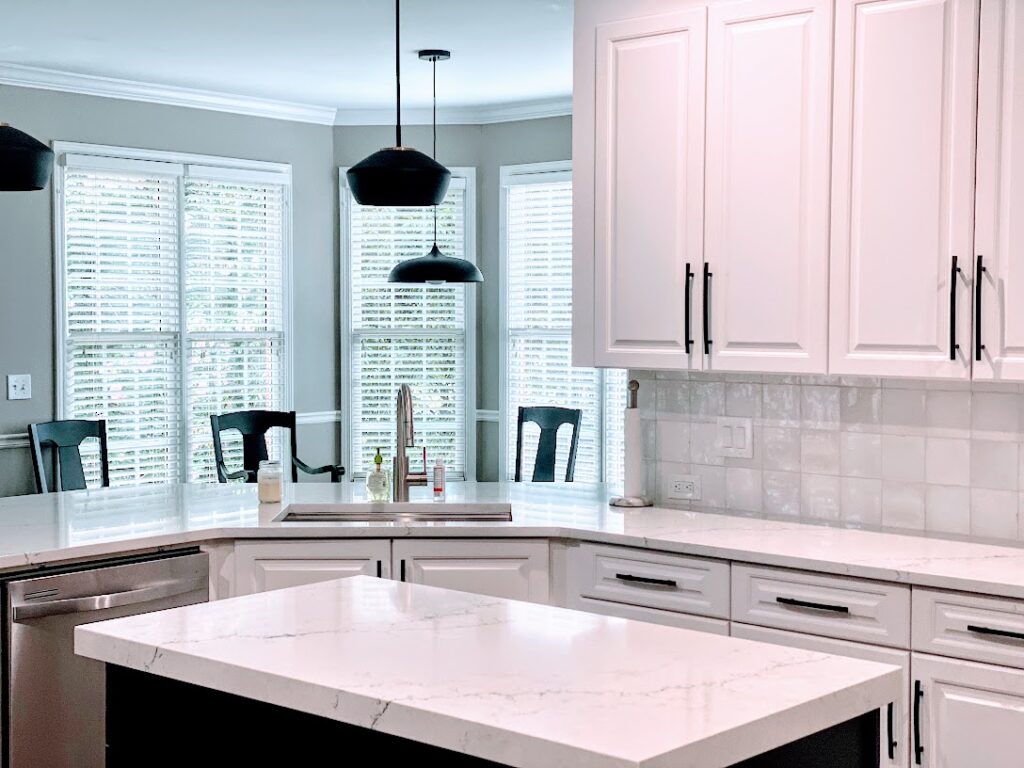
0,123,54,192
389,243,484,284
346,147,449,207
346,0,451,207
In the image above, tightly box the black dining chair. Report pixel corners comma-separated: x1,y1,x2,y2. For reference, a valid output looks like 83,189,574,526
210,410,345,483
28,419,110,493
514,406,583,482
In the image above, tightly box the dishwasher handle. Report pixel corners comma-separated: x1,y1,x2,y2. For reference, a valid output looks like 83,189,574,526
12,576,206,622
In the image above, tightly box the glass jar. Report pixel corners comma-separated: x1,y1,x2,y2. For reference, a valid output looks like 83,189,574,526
257,460,283,503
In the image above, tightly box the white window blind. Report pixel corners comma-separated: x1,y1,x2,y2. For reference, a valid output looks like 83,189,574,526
501,164,626,487
343,174,474,479
57,146,290,486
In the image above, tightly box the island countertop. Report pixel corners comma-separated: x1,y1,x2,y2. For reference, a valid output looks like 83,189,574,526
75,575,900,768
4,482,1024,600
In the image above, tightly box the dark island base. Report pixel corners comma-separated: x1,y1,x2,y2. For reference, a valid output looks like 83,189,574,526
106,665,879,768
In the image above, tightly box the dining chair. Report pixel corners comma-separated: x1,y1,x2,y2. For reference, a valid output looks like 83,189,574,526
514,406,583,482
28,419,110,493
210,410,345,483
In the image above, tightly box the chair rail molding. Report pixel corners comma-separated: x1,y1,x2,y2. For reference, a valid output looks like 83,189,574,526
0,433,29,450
476,410,500,423
296,411,342,426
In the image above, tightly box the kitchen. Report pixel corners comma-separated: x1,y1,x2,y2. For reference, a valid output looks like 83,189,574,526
1,0,1023,766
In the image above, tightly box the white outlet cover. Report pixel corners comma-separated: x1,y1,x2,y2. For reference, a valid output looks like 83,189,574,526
668,474,701,500
6,374,31,401
716,417,753,459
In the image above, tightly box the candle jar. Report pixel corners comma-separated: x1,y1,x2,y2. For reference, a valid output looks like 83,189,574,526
257,460,283,503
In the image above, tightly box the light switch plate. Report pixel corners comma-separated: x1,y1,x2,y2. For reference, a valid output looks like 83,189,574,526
6,374,31,401
716,417,753,459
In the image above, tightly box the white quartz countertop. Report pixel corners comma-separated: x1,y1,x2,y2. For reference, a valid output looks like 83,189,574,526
75,575,901,768
4,482,1024,599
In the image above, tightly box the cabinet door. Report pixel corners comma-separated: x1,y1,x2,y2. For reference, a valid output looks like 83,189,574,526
704,0,832,373
732,623,910,767
590,8,706,369
913,653,1024,767
829,0,979,378
233,540,391,596
393,539,549,604
974,0,1024,380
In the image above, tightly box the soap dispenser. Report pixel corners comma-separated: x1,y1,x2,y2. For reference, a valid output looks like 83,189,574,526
366,447,390,502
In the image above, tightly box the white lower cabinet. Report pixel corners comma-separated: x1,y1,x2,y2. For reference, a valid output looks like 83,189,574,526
731,623,910,767
233,540,391,596
392,539,550,604
912,653,1024,768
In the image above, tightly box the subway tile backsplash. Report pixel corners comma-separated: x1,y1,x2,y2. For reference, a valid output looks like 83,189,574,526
633,371,1024,545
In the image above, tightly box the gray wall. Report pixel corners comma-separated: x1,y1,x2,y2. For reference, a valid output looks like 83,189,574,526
0,85,337,495
0,83,571,493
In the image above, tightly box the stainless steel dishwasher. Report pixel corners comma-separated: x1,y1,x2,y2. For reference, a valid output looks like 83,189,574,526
2,549,209,768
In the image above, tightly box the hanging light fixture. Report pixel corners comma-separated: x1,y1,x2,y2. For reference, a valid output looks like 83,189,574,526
388,50,484,284
346,0,450,207
0,122,54,191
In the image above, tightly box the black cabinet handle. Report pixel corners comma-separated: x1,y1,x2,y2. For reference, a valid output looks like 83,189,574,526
702,262,712,355
950,255,961,361
913,680,924,765
775,596,850,614
400,559,406,582
967,624,1024,642
376,560,382,578
975,254,986,361
615,573,677,588
684,262,694,354
887,702,897,760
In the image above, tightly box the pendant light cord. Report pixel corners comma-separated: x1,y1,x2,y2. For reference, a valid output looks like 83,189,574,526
432,54,438,244
395,0,402,148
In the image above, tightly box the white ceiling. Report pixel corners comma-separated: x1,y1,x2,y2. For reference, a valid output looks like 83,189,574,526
0,0,572,121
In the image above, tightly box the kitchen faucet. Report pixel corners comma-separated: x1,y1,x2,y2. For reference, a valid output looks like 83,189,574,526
393,384,428,502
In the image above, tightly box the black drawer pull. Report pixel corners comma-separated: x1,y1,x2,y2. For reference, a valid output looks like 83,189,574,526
376,560,382,578
684,262,694,354
615,573,677,588
913,680,924,764
967,624,1024,642
949,255,962,361
702,262,712,355
975,254,986,361
887,702,897,760
775,596,850,614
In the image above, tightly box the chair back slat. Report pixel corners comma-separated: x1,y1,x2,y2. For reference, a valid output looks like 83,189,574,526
514,406,583,483
28,419,109,493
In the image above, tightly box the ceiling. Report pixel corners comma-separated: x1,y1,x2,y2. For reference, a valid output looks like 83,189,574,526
0,0,573,122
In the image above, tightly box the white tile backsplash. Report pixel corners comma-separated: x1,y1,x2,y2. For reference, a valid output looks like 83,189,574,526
635,371,1024,545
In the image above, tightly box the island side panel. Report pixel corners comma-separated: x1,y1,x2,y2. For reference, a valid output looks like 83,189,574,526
106,665,880,768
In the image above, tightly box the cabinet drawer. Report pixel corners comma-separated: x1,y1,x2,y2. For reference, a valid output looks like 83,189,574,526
571,543,729,619
571,595,730,634
913,588,1024,669
731,564,910,648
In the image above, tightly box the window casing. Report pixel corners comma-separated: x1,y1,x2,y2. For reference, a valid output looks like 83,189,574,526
500,162,626,487
55,144,291,485
340,169,477,480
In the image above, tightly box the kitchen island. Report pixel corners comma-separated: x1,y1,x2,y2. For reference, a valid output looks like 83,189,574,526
76,575,900,768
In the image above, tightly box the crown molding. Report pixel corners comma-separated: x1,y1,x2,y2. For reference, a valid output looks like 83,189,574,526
333,96,572,126
0,63,339,125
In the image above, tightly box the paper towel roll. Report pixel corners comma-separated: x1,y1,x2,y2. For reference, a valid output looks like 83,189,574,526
623,408,644,498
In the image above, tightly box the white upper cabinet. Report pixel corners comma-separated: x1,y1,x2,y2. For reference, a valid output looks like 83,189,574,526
586,7,707,369
704,0,832,373
974,0,1024,380
829,0,980,378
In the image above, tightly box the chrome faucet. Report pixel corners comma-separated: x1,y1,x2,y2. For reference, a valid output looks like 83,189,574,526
393,384,428,502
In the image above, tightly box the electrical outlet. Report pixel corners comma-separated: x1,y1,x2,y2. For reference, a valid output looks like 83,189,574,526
716,417,753,459
668,474,701,500
6,375,31,401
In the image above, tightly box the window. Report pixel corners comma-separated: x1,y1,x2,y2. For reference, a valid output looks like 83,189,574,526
56,144,291,485
500,162,626,486
340,170,476,479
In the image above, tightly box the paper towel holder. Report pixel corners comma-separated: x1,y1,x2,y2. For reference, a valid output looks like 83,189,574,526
610,379,654,508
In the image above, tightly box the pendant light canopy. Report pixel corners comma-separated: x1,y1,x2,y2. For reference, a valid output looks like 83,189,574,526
388,49,483,285
0,123,54,192
346,0,451,207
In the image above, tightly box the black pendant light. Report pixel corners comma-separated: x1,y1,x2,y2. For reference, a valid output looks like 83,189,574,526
388,50,483,284
0,123,54,192
346,0,451,207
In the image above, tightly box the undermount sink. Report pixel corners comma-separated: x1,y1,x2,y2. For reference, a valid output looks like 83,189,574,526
275,502,513,523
